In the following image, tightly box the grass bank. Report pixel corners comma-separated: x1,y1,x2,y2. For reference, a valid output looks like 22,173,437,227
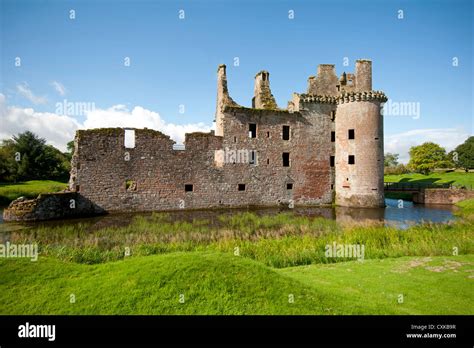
455,198,474,220
0,180,68,205
0,253,472,315
1,196,472,315
384,171,474,189
7,211,474,267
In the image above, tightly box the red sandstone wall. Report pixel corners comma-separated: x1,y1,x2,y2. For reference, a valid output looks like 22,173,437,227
424,189,474,205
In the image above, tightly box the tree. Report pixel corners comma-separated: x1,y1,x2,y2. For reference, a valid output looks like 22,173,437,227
407,142,451,174
0,141,18,182
64,140,75,161
0,131,70,182
452,136,474,172
384,153,399,167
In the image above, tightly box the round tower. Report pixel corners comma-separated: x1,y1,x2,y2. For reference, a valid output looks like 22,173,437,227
334,60,386,207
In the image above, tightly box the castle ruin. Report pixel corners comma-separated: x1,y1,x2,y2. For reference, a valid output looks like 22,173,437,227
3,59,387,221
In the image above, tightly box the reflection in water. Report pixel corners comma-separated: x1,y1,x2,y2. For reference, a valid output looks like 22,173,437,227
0,198,458,233
383,199,457,229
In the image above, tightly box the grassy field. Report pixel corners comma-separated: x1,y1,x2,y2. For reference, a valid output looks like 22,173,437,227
0,180,68,204
1,184,473,314
384,171,474,189
0,253,472,315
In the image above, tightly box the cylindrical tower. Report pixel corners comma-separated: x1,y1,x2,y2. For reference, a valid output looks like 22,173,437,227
335,91,387,207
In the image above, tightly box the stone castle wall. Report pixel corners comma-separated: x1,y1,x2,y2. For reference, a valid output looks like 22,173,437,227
67,102,335,213
3,59,389,221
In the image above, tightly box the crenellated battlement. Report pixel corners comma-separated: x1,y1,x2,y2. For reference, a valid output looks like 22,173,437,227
338,91,388,104
298,94,339,104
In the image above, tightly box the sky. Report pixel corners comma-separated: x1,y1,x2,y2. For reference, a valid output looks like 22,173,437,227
0,0,472,162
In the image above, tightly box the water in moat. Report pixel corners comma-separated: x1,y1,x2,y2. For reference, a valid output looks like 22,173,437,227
0,198,458,233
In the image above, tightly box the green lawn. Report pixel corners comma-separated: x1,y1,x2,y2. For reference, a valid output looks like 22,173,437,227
0,180,68,204
1,184,473,315
0,253,472,315
384,171,474,189
279,255,474,315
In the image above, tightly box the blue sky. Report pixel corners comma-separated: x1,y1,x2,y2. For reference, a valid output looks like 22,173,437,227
0,0,472,160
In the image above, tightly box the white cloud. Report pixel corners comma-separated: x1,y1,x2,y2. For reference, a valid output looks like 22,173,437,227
16,82,47,104
0,94,211,152
83,105,210,145
0,94,80,151
51,81,67,96
385,128,470,163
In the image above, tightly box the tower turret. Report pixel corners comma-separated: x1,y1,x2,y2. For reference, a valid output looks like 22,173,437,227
252,71,278,109
215,64,238,136
334,60,387,207
355,59,372,91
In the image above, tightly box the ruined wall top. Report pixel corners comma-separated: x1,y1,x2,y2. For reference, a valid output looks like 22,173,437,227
307,59,374,96
216,64,239,111
252,70,278,110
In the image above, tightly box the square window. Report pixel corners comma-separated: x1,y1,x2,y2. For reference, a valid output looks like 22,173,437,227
348,129,355,139
282,125,290,140
287,183,293,190
185,184,193,192
249,123,257,138
348,155,355,165
238,184,246,191
282,152,290,167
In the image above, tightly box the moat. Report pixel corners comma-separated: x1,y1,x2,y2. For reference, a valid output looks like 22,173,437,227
0,199,457,233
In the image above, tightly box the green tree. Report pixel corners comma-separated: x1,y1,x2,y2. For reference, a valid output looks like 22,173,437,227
0,131,70,182
0,141,18,181
452,136,474,172
384,153,399,167
408,142,451,174
64,140,75,161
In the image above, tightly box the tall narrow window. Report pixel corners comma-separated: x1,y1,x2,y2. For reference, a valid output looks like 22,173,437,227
330,156,335,167
124,129,135,148
249,150,257,165
348,129,355,139
282,152,290,167
282,125,290,140
348,155,355,165
331,111,336,122
331,131,335,142
249,123,257,138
